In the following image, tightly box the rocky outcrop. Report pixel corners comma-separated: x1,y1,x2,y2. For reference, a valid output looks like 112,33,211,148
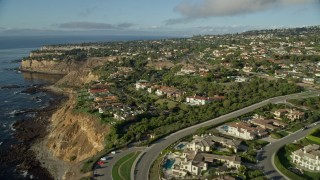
47,96,110,162
20,59,84,74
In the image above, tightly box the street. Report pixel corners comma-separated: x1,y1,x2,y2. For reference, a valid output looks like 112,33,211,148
133,91,320,180
93,147,145,180
257,123,320,180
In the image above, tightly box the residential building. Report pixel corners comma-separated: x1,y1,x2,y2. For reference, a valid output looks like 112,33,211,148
235,76,249,82
287,109,305,121
178,150,208,176
274,109,289,118
186,96,213,105
302,77,315,84
242,66,253,73
180,65,197,75
220,122,268,140
174,150,241,177
273,109,305,121
135,80,150,90
155,86,183,100
250,118,288,131
187,134,241,153
187,135,213,152
291,144,320,171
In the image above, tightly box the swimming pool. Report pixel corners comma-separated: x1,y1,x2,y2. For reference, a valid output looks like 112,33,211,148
176,143,185,150
163,159,175,169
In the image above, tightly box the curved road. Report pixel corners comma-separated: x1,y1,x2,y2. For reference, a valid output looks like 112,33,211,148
133,91,320,180
94,146,145,180
257,122,320,180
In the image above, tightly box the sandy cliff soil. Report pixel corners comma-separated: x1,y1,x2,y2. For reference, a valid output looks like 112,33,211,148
47,95,109,163
20,59,84,74
31,93,109,179
21,57,113,179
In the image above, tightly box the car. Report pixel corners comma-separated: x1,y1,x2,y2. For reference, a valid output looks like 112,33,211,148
100,156,107,161
97,161,105,165
111,151,116,154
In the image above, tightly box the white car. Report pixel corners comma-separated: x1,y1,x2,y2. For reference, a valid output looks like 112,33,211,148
100,156,107,161
111,151,116,154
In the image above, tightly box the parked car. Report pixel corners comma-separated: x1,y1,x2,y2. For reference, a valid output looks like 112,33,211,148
100,156,107,161
111,151,116,154
97,161,105,165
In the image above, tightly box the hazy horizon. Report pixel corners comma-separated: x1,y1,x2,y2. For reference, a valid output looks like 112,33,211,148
1,0,319,36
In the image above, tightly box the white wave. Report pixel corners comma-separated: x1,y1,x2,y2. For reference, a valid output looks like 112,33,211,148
7,109,25,117
20,170,28,178
10,123,16,131
13,91,20,94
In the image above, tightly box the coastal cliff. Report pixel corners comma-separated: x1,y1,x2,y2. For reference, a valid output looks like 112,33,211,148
47,95,110,162
20,46,115,179
20,59,84,74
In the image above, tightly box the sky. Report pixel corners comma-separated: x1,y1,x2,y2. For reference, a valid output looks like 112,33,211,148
0,0,320,36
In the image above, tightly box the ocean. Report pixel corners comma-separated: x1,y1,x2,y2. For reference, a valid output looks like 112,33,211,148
0,35,170,179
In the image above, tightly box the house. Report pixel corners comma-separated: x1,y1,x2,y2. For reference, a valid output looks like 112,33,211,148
88,86,109,95
200,153,241,169
188,134,241,153
178,150,208,176
210,135,241,153
220,122,268,140
213,176,236,180
180,65,197,75
274,109,289,119
302,77,315,84
155,86,183,100
274,109,305,121
199,68,209,77
287,109,305,121
291,144,320,171
187,135,213,152
174,150,241,177
135,80,150,90
235,76,249,83
242,66,253,73
186,96,213,105
250,118,288,131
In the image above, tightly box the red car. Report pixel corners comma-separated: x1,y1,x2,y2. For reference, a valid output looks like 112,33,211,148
97,161,105,165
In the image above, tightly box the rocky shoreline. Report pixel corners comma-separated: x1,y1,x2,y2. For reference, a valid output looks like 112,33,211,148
0,86,68,179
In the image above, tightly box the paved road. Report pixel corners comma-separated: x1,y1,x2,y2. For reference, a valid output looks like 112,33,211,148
93,147,145,180
257,122,320,180
133,91,320,180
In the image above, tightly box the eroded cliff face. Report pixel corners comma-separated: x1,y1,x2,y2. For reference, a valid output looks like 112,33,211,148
47,96,110,162
20,59,84,74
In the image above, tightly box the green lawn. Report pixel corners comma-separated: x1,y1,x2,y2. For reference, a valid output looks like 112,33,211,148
270,131,289,139
307,128,320,145
155,99,177,109
288,124,304,133
112,151,141,180
253,139,269,147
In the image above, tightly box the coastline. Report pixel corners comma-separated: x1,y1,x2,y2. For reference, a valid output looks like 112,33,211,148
19,68,68,75
0,85,69,179
30,85,85,180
